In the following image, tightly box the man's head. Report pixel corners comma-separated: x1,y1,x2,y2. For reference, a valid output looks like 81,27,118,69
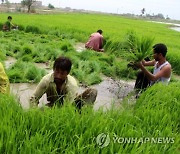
8,16,12,21
53,57,72,84
153,43,167,61
97,29,103,34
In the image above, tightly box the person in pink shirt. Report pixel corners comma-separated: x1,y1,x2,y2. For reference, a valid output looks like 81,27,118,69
85,29,104,52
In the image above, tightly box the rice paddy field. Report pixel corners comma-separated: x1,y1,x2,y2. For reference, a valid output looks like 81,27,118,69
0,12,180,153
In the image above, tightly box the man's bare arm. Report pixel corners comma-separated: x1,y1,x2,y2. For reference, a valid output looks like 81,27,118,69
139,62,171,81
142,59,156,66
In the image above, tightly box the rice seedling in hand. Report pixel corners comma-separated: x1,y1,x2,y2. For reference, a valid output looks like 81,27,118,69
126,32,154,63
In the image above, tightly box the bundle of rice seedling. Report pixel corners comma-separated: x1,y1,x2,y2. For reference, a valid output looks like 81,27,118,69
126,33,154,62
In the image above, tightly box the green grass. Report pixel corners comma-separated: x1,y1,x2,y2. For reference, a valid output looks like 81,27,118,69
0,12,179,75
0,81,179,153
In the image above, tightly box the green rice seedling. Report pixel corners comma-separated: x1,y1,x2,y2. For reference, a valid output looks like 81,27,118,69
86,72,102,85
22,44,34,55
6,50,14,57
113,60,136,79
69,55,80,69
25,25,41,34
15,44,33,59
71,60,102,85
100,62,114,77
7,69,25,83
33,57,47,63
0,50,6,61
105,40,124,56
125,32,154,62
9,60,25,70
0,88,179,154
20,55,33,62
78,50,99,61
31,49,41,59
13,45,22,54
40,38,49,44
60,40,74,52
87,60,101,73
25,64,46,82
0,23,3,29
124,30,138,51
48,29,62,37
45,49,63,61
98,54,115,66
17,24,25,31
7,61,46,83
71,68,86,84
16,44,34,59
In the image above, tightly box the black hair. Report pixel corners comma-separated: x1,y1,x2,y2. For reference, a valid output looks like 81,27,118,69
53,56,72,73
153,43,167,57
97,29,103,34
8,16,12,20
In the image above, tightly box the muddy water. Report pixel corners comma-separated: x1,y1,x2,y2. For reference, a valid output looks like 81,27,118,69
91,77,134,110
11,83,50,109
10,77,135,110
34,63,52,74
148,21,180,32
5,56,17,69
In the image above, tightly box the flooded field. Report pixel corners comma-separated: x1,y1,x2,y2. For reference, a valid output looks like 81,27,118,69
5,52,135,111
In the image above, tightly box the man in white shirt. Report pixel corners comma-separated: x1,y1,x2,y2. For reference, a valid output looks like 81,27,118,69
134,43,171,92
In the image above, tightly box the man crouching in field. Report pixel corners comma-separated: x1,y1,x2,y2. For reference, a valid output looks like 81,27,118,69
30,56,97,109
134,43,172,93
85,29,104,52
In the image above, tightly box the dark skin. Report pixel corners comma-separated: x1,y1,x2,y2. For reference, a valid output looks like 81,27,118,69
136,50,171,81
53,69,69,94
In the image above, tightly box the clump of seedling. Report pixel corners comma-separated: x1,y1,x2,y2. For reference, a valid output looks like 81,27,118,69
126,31,154,62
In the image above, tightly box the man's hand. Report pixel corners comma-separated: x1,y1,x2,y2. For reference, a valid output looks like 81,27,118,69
127,62,138,70
29,97,38,108
135,61,143,69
